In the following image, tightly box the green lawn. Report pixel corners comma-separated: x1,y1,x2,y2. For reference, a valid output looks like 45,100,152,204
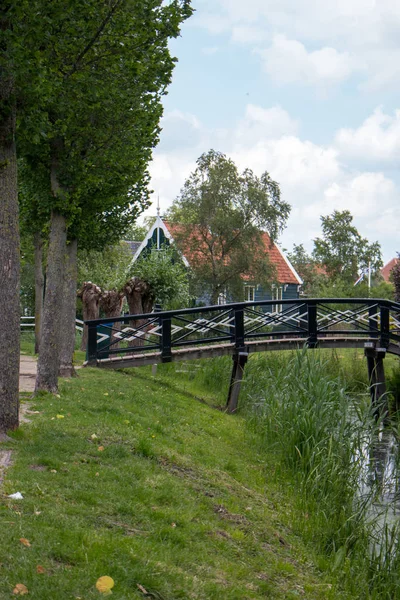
0,365,342,599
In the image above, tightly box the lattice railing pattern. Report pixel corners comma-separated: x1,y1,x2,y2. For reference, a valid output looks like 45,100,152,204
86,298,400,363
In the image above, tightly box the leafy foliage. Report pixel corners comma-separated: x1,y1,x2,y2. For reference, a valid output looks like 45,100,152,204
13,0,193,245
77,243,133,291
313,210,382,285
391,255,400,303
167,150,290,303
287,244,328,296
130,245,190,309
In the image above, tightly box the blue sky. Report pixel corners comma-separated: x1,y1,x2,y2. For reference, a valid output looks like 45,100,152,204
145,0,400,264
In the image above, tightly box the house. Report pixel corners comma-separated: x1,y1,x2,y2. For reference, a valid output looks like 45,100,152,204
380,258,399,283
129,215,302,309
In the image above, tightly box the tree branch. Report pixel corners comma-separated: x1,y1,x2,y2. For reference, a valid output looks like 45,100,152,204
65,0,124,79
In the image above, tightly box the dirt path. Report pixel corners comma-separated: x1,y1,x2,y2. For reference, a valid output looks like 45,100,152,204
19,355,37,393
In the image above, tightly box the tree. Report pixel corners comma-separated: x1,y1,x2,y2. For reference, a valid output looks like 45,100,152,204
392,255,400,303
77,243,133,352
78,243,133,292
77,283,102,352
313,210,382,285
287,244,328,297
0,7,20,432
16,0,193,393
130,245,190,310
166,150,290,303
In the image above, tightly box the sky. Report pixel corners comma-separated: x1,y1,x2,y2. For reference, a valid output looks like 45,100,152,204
144,0,400,264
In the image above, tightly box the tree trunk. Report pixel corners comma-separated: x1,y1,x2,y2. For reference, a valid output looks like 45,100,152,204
35,211,67,393
100,290,124,349
124,277,145,315
78,282,102,351
0,69,20,432
142,288,155,314
59,239,78,377
124,277,153,346
34,231,44,354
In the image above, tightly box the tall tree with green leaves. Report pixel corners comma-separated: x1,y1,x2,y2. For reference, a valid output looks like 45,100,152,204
313,210,382,285
14,0,193,392
392,255,400,303
166,150,290,303
287,243,328,297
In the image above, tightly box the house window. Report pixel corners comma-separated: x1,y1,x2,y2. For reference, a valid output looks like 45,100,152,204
244,286,256,302
272,285,283,312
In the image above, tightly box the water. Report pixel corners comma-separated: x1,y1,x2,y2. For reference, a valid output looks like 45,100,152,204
358,424,400,521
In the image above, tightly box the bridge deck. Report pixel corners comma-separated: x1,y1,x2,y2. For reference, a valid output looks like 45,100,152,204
85,336,400,370
84,298,400,371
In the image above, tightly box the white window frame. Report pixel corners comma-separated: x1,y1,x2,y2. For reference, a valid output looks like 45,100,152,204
272,285,283,313
244,285,256,302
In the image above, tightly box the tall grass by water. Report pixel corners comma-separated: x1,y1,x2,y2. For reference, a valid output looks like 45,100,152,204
159,349,400,598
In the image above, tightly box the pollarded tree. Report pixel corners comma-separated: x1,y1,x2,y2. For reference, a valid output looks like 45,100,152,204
313,210,382,285
166,150,291,304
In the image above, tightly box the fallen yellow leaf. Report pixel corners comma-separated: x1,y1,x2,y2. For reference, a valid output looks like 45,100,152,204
96,576,114,594
103,393,109,396
56,414,64,419
19,538,31,547
13,583,28,595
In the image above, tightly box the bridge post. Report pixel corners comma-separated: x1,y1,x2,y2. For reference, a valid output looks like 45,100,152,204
368,305,379,340
365,345,388,422
226,308,248,413
380,306,390,349
234,308,245,350
161,317,172,362
87,322,98,366
307,302,318,348
226,352,248,414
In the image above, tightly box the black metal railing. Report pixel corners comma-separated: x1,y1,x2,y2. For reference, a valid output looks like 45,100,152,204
85,298,400,365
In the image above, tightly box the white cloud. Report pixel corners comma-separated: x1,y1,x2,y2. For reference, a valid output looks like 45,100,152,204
305,172,397,219
335,108,400,165
145,104,399,261
258,35,361,88
194,0,400,92
233,104,299,144
201,46,219,55
231,26,267,44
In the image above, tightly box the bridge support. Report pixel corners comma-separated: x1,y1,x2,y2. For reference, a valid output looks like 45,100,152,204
364,346,388,422
226,351,248,414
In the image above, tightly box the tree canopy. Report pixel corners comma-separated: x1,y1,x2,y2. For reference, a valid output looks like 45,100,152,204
166,150,291,303
313,210,382,285
130,245,190,309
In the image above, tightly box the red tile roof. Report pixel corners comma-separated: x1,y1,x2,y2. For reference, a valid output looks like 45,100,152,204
381,258,399,282
164,222,302,285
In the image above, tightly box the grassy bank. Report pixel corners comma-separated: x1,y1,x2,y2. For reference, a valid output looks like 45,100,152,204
157,349,400,599
1,365,340,599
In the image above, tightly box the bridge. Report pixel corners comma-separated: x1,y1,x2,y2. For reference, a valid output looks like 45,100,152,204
85,298,400,413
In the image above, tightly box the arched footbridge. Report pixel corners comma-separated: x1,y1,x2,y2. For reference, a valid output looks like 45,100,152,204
85,298,400,413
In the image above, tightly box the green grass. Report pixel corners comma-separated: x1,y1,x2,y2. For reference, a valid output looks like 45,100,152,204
157,350,400,599
20,331,86,365
0,366,342,599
